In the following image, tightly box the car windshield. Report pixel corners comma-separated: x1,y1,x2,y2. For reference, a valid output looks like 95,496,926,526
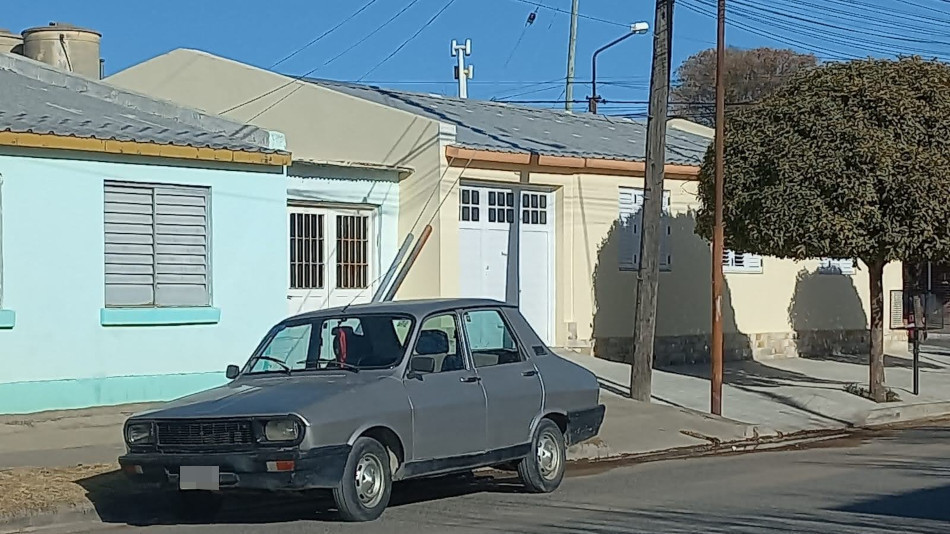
246,314,414,374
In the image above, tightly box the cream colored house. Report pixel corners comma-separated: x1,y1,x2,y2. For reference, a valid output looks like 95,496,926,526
108,49,904,364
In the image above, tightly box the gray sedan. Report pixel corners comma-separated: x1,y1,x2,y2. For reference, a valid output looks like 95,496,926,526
119,298,606,522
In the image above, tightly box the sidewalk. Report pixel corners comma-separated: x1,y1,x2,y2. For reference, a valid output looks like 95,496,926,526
558,345,950,434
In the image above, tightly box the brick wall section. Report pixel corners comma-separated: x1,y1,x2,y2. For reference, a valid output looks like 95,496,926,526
593,330,909,366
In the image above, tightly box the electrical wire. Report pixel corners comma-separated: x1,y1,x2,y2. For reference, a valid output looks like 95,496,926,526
506,0,629,28
220,0,424,116
357,0,458,81
269,0,382,69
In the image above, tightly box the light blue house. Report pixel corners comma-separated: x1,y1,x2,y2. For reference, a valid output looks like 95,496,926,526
0,53,291,414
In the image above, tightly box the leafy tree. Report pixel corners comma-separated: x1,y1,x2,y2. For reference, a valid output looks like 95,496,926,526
671,47,818,127
694,57,950,402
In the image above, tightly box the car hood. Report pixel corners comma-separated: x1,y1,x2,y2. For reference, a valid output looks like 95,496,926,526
130,372,380,420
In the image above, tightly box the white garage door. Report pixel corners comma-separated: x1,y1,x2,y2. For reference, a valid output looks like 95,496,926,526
458,185,555,344
287,205,375,316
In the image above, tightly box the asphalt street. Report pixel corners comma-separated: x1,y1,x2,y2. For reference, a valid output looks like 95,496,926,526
25,422,950,534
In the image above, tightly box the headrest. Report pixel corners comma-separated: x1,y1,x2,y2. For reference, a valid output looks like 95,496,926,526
416,329,449,355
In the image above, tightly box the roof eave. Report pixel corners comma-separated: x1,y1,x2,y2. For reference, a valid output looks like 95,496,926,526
444,145,699,180
0,131,292,166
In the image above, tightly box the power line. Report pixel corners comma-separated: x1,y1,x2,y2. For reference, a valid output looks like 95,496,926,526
358,0,459,81
219,0,424,116
269,0,382,69
678,0,859,60
506,0,629,28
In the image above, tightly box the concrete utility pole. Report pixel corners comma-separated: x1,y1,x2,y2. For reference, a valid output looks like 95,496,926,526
711,0,726,416
630,0,673,402
451,39,473,98
565,0,580,111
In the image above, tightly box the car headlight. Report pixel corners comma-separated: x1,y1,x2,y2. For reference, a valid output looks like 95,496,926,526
263,419,301,442
125,422,153,445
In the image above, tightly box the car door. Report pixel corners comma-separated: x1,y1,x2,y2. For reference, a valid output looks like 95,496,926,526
461,308,543,452
403,312,488,461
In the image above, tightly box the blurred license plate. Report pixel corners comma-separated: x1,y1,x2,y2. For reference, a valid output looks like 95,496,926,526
179,466,219,490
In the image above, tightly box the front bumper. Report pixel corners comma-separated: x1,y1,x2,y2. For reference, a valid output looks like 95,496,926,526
118,445,351,491
566,404,606,446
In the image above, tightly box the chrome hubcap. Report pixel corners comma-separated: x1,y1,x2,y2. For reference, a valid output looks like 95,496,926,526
537,431,562,481
355,453,385,507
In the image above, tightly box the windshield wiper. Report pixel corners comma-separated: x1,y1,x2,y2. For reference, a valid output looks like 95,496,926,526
253,356,293,375
323,360,360,373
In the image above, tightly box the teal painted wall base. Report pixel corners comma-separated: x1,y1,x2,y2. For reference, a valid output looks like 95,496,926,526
0,372,228,415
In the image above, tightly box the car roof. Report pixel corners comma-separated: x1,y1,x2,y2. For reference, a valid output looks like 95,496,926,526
284,298,516,323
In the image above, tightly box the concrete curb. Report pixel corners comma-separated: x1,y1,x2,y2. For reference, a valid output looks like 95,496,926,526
0,504,99,533
858,400,950,427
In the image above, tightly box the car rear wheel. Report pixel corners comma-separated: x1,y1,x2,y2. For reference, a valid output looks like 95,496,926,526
332,437,392,522
518,418,566,493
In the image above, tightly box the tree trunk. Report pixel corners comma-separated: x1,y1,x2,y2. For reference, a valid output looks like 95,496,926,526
868,260,887,402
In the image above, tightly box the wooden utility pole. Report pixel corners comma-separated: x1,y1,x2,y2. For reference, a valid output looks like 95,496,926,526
630,0,673,402
711,0,727,416
565,0,580,111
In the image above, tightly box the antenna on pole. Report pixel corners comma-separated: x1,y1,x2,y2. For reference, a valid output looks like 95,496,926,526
451,39,473,98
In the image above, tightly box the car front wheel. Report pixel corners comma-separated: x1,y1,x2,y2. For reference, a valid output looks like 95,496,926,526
332,437,393,522
518,418,566,493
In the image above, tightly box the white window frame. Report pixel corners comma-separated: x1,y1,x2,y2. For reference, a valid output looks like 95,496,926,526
818,258,856,275
104,181,212,308
722,249,763,274
618,187,672,272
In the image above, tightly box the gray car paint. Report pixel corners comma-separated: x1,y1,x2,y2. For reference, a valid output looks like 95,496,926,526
125,298,602,477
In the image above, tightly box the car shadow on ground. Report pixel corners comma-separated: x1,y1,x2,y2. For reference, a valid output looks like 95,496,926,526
78,469,526,526
833,482,950,522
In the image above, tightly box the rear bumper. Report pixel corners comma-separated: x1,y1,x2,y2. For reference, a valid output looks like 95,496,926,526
118,445,350,491
566,404,606,445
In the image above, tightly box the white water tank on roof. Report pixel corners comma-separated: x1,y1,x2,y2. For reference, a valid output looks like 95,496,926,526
22,22,101,79
0,28,22,54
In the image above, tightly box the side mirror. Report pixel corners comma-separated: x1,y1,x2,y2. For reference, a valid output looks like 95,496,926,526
408,356,435,378
226,365,241,380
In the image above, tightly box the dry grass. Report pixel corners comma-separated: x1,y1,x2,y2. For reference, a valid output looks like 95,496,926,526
0,463,122,519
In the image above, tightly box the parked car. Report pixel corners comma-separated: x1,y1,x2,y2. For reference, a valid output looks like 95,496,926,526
118,298,606,522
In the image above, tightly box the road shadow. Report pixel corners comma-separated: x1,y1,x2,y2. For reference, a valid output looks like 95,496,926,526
78,470,524,526
835,483,950,522
591,211,750,366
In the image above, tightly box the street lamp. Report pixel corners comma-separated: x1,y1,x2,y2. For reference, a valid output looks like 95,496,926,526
588,22,650,113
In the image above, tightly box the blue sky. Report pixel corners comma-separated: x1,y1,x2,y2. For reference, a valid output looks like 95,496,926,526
5,0,948,116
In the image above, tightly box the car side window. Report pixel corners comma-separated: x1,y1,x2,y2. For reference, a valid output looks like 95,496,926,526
409,314,465,374
462,309,523,368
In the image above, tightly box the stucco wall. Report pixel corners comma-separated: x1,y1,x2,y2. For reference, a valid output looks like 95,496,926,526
434,165,903,358
106,48,446,298
0,149,287,414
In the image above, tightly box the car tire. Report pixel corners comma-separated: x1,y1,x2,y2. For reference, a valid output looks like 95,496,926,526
518,418,566,493
174,490,223,521
332,437,393,522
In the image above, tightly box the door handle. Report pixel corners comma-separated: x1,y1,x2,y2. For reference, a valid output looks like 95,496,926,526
460,376,481,383
522,370,538,377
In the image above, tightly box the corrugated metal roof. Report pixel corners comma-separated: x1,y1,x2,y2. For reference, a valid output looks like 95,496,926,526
0,53,285,154
308,79,711,166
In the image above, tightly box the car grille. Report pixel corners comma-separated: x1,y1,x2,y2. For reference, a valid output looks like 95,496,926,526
156,420,254,449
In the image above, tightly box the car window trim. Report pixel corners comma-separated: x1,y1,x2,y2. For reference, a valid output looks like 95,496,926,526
459,306,529,368
403,310,469,379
